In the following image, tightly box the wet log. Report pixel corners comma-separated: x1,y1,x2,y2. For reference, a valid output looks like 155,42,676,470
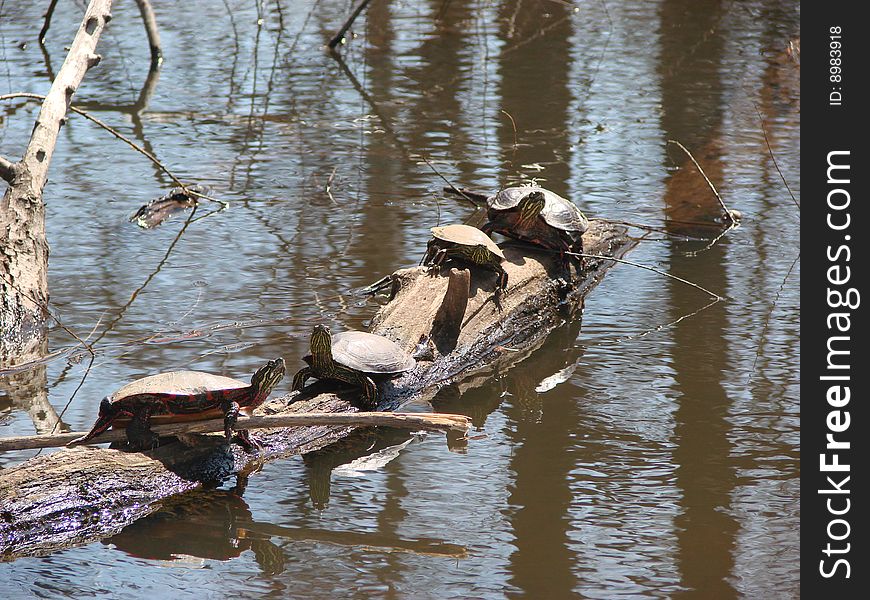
0,219,636,558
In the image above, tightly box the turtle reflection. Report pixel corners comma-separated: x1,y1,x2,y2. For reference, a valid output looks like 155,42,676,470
105,488,285,575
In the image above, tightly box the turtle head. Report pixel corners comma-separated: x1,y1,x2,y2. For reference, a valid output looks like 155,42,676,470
72,397,121,445
518,190,546,225
310,325,334,367
251,358,286,399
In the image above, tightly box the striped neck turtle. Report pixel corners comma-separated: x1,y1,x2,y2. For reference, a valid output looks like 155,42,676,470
482,186,588,269
74,358,286,451
422,224,508,295
292,325,415,407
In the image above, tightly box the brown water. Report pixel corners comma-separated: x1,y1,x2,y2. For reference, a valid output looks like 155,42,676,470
1,0,799,597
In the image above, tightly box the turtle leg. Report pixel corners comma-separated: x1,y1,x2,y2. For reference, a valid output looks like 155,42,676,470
126,405,159,451
292,367,312,392
222,399,240,442
221,400,259,452
421,240,437,266
573,238,585,271
359,375,379,409
480,221,495,236
493,264,509,311
425,247,448,275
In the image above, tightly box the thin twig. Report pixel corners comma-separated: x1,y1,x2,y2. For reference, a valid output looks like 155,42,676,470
752,102,799,211
667,139,737,224
748,251,799,383
0,412,471,452
565,250,724,300
501,109,518,149
681,220,738,256
416,154,478,207
325,166,338,204
600,296,721,345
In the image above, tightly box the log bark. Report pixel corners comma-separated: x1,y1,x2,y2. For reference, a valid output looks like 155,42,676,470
1,0,113,361
0,219,636,558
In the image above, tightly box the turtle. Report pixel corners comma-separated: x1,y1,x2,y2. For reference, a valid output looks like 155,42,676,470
421,224,508,296
482,185,589,271
292,325,416,407
72,358,286,451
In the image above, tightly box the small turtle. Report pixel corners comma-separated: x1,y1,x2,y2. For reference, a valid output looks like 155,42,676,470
421,224,508,294
73,358,286,451
482,185,589,270
292,325,416,407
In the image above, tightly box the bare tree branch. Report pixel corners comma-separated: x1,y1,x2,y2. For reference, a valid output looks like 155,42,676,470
329,0,373,49
0,156,17,183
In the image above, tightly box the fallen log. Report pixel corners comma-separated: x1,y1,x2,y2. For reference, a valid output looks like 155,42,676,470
0,218,636,559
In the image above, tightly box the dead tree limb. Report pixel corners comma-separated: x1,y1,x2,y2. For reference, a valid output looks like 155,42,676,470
1,0,114,361
0,219,636,558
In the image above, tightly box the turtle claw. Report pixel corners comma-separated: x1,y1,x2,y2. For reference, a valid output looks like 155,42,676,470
126,428,160,452
233,429,261,453
493,288,505,312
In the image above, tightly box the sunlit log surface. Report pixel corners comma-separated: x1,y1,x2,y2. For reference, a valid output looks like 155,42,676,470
0,219,635,558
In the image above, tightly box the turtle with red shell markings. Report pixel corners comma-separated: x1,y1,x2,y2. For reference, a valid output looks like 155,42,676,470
482,185,589,270
71,358,286,451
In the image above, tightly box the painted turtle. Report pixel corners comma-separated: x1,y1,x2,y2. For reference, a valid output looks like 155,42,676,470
421,224,508,295
73,358,286,451
292,325,416,407
482,185,588,269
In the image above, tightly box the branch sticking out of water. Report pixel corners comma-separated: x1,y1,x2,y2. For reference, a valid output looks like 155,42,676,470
328,0,374,49
667,139,741,226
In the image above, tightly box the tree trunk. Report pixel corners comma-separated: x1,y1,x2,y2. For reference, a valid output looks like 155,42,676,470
0,0,114,362
0,219,636,558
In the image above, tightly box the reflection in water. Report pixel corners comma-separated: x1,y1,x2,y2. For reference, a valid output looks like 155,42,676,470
107,485,467,573
504,322,585,598
660,0,736,595
493,5,577,594
107,489,286,575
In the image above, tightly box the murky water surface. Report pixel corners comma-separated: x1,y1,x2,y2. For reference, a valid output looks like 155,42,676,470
1,0,799,597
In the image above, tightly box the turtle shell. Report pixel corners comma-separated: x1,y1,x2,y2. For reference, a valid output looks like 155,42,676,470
330,331,416,374
488,186,588,233
109,371,247,402
430,224,505,259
